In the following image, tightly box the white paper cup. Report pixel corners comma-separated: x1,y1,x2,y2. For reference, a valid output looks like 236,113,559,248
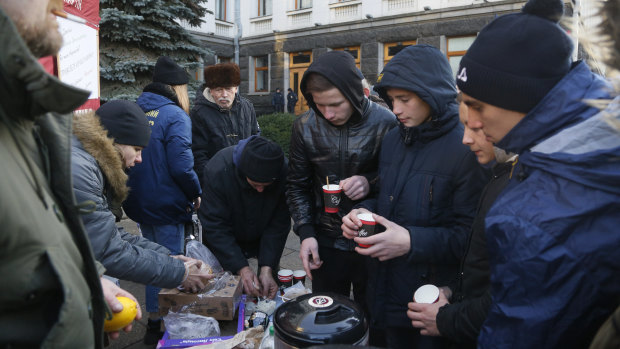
414,284,440,304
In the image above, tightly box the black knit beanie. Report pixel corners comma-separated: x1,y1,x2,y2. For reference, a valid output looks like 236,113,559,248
96,100,151,147
238,137,284,183
456,0,573,113
153,56,189,85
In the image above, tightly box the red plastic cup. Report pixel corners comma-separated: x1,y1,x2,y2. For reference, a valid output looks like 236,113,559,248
414,284,440,304
293,270,306,286
277,269,293,288
322,185,342,213
357,213,376,248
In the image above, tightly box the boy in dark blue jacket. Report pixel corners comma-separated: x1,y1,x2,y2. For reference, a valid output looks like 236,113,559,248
342,45,488,348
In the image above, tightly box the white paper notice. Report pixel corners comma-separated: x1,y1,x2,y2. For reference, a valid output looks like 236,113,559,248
57,17,99,99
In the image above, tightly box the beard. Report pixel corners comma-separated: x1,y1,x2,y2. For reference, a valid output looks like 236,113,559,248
18,19,63,58
12,0,64,58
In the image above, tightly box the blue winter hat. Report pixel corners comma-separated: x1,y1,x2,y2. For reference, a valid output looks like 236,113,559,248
456,0,573,113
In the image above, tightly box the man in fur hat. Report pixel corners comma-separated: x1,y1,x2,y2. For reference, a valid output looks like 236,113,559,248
453,0,620,347
190,63,259,186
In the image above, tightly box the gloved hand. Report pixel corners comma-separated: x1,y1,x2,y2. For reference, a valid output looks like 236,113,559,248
180,259,214,293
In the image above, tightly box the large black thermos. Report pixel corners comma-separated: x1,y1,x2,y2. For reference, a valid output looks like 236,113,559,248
273,293,369,348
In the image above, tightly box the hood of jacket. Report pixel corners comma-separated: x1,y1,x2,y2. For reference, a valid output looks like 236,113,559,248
73,111,129,204
502,61,620,195
374,45,460,144
300,51,366,125
523,94,620,195
0,9,89,121
136,89,178,112
194,84,242,112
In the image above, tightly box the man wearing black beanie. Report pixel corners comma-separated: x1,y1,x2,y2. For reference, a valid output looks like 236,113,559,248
455,0,620,348
198,136,290,299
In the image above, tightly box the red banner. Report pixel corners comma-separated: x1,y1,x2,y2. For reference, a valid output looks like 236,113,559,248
63,0,100,28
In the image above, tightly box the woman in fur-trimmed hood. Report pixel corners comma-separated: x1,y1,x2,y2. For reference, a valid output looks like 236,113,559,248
71,101,188,290
71,102,210,314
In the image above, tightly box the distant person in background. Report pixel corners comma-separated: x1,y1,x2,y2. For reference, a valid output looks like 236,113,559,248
191,62,259,186
122,56,204,345
362,78,389,109
200,136,290,299
272,87,284,113
287,88,298,114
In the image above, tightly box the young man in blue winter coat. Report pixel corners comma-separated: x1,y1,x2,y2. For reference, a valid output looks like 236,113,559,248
342,45,488,349
455,0,620,347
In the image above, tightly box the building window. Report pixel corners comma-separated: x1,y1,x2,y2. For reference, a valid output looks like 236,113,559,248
334,46,360,69
447,35,476,75
290,51,312,67
217,56,232,64
216,0,226,21
258,0,272,16
294,0,312,10
383,40,416,65
254,56,269,92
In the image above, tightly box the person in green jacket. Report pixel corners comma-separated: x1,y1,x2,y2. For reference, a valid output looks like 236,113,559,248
0,0,141,347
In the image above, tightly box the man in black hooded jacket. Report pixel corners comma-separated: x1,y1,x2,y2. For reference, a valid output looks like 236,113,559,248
286,51,396,311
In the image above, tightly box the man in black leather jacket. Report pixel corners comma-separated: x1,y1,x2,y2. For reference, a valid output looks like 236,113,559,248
286,51,396,308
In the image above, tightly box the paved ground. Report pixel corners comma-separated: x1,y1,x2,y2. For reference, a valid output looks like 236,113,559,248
107,218,306,349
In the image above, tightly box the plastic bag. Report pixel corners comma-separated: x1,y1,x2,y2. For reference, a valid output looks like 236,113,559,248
185,240,223,274
281,281,311,301
163,311,220,339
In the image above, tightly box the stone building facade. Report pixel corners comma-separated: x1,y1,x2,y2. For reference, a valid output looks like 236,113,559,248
187,0,577,115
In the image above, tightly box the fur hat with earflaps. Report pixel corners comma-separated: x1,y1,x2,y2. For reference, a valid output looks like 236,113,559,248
456,0,572,114
204,63,241,88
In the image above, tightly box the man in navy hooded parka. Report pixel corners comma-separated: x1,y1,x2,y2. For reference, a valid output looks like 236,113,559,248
456,0,620,347
342,45,488,348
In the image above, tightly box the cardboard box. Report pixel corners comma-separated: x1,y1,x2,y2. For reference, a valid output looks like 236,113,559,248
156,296,246,349
159,275,243,320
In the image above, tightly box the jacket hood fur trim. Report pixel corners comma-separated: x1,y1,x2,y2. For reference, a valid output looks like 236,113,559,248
73,111,129,204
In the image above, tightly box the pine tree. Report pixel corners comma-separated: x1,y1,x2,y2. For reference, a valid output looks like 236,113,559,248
100,0,211,101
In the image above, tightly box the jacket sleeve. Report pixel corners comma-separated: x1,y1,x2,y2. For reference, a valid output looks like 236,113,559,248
72,154,185,288
198,168,249,273
166,110,201,200
436,290,492,343
286,119,316,241
250,104,260,135
118,226,170,255
190,106,210,184
405,152,488,264
258,184,291,269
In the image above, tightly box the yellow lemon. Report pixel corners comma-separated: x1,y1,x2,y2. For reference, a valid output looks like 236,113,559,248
104,296,138,332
